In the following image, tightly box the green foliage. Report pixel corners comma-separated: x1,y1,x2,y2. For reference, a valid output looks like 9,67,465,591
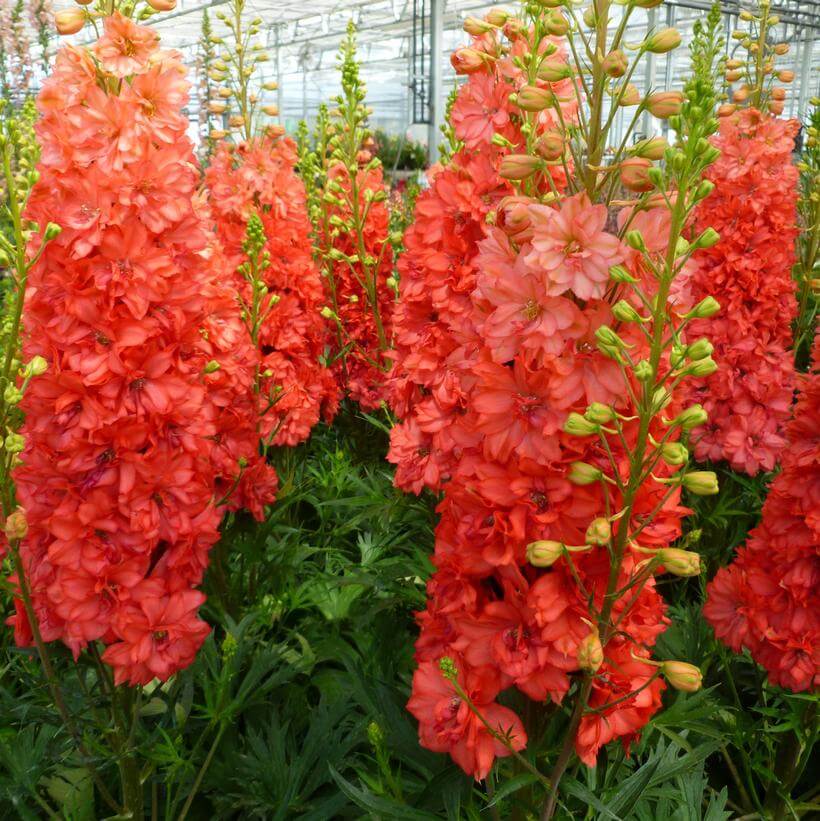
373,130,427,172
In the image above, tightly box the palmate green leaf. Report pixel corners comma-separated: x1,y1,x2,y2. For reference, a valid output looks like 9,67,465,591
43,767,94,821
484,771,540,807
563,775,622,819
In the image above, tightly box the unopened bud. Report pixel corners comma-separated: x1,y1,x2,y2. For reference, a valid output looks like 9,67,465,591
577,629,604,672
585,518,611,546
683,470,719,496
564,412,599,437
647,91,684,118
673,404,708,430
55,7,85,34
26,355,48,376
657,548,701,577
695,228,720,248
585,402,614,424
527,540,564,567
660,441,689,466
662,660,703,692
4,509,27,540
645,28,681,54
612,300,644,323
516,85,554,112
569,462,603,485
602,49,628,78
688,296,720,318
499,154,542,181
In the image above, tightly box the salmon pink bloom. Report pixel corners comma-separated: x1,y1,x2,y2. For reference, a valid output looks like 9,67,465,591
94,11,159,77
526,193,625,300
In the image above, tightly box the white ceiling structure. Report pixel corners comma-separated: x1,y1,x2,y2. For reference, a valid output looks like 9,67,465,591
45,0,820,149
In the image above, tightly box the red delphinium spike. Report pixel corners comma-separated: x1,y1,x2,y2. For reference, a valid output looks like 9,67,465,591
705,329,819,692
8,14,269,685
205,134,339,447
682,108,799,475
393,23,691,776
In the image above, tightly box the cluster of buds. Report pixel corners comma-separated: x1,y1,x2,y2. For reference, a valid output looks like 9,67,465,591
301,23,395,409
721,0,793,116
55,0,176,36
202,0,279,142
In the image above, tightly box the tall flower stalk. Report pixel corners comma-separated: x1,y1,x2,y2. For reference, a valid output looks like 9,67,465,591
303,23,395,410
391,2,726,814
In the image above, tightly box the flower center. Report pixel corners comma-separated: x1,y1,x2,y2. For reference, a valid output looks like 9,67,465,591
523,299,540,320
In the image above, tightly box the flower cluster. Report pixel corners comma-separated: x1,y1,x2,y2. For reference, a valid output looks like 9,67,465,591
394,9,719,778
9,14,266,685
205,135,339,447
705,329,819,692
302,24,395,411
682,108,799,475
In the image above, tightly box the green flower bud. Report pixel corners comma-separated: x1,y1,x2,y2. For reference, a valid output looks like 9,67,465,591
203,360,221,374
683,470,719,495
634,360,653,381
569,462,603,485
44,223,62,241
609,264,638,283
695,228,720,248
4,432,25,454
625,230,646,250
686,338,713,361
660,441,689,465
3,385,23,405
656,548,701,577
585,517,611,546
686,358,718,377
671,404,708,430
688,296,720,318
585,402,615,424
612,300,644,323
26,355,48,376
564,412,600,437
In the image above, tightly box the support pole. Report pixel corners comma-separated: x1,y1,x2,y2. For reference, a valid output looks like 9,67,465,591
427,0,444,165
640,7,658,140
797,27,815,121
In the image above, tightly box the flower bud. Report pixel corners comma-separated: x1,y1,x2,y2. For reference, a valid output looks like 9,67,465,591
450,48,490,75
615,83,641,107
577,629,604,672
777,70,794,83
683,471,719,496
657,548,701,577
496,196,534,241
647,91,683,119
4,509,28,540
673,404,708,430
3,385,22,405
601,49,628,78
686,358,718,377
620,157,654,193
485,6,509,25
44,223,62,241
773,43,789,56
262,104,279,117
717,104,737,117
537,60,572,83
516,85,554,112
585,517,611,546
569,462,603,485
695,180,715,200
499,154,542,181
634,360,653,381
208,101,228,114
688,296,720,319
545,13,569,35
585,402,615,424
609,265,638,283
535,131,564,161
564,412,600,437
695,228,720,249
612,299,644,323
662,661,703,692
630,136,667,160
686,338,713,361
625,230,646,251
146,0,176,10
463,16,494,35
645,28,681,54
55,7,85,35
660,441,689,466
203,360,221,374
526,540,564,567
25,355,48,377
4,432,25,454
768,99,785,116
725,69,743,83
